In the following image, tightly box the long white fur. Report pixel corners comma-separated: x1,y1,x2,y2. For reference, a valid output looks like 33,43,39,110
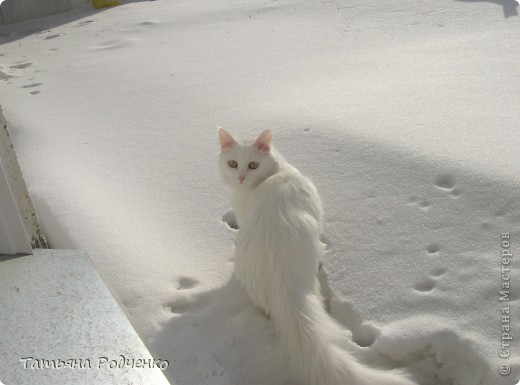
218,128,417,385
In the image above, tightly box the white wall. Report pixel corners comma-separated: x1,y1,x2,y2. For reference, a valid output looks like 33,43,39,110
0,160,32,254
0,108,47,251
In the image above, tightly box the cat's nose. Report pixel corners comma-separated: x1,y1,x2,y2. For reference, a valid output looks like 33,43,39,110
239,175,246,182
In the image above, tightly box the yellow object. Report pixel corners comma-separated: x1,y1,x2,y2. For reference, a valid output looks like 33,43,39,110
92,0,120,9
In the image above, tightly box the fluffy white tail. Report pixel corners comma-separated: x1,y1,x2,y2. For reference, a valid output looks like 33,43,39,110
232,169,418,385
272,288,417,385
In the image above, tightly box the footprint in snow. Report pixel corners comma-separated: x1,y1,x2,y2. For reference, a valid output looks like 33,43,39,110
44,34,61,40
434,173,461,197
165,296,192,315
413,244,447,292
392,329,489,384
408,196,430,210
78,20,95,26
90,38,140,50
434,174,456,190
197,354,231,385
137,20,161,27
0,70,14,80
414,279,436,293
121,20,162,33
426,243,441,255
176,276,199,291
21,83,42,88
166,277,200,314
329,299,381,348
414,264,448,293
222,210,238,230
10,62,32,69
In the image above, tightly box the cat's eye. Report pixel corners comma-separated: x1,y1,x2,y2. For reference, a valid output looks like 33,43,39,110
248,161,259,170
228,160,238,168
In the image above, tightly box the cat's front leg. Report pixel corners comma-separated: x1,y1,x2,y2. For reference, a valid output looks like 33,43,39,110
317,262,333,313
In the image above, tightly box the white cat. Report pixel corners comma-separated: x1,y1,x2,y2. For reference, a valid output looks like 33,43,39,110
218,128,417,385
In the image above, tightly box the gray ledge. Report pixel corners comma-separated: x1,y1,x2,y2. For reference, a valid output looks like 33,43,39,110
0,249,172,385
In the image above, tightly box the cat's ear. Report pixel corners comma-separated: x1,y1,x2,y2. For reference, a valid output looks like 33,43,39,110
219,128,237,150
254,130,272,153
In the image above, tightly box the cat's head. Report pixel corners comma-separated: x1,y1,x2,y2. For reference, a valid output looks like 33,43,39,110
218,128,279,188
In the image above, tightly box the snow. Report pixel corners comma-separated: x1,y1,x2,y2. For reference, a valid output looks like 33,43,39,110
0,0,519,384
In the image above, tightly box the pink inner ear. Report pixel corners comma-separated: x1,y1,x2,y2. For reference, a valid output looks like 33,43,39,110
221,140,235,149
255,142,270,153
219,128,237,150
254,130,272,153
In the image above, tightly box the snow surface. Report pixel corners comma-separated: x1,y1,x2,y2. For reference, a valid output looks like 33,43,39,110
0,1,519,384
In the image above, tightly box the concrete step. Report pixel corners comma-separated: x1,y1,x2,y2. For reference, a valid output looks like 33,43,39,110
0,249,173,385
